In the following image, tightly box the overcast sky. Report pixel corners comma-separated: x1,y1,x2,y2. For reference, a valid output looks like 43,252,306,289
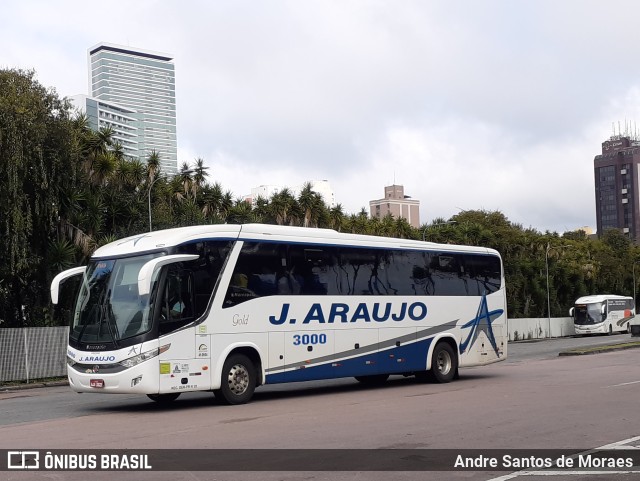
4,0,640,233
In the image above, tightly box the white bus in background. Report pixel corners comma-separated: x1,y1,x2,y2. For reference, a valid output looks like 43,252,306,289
570,295,635,335
51,224,507,405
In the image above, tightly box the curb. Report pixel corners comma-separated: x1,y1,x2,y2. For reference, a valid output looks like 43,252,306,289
559,341,640,356
0,380,69,392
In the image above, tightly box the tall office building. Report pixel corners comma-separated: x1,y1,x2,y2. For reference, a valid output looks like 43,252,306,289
88,43,178,174
594,135,640,241
369,184,420,228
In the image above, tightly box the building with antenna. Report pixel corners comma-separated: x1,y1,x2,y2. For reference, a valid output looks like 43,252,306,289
594,124,640,241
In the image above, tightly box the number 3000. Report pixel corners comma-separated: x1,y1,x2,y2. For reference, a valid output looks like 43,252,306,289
293,333,327,345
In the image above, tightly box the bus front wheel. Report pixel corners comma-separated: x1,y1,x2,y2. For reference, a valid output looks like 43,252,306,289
429,342,458,383
214,354,256,405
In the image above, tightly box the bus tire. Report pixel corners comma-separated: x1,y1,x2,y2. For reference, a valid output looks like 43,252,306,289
214,353,256,405
147,393,180,404
627,322,631,334
354,374,389,385
430,342,457,383
608,325,613,335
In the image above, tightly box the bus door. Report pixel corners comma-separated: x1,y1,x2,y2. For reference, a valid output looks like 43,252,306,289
156,267,207,393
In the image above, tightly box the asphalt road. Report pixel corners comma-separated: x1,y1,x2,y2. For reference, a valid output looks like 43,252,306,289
1,334,639,481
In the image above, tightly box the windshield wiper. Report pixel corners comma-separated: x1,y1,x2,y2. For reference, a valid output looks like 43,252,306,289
104,302,120,347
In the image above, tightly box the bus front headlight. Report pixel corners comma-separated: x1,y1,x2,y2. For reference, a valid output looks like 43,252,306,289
119,344,171,369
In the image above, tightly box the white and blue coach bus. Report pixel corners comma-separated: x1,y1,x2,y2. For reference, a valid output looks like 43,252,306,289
51,224,507,405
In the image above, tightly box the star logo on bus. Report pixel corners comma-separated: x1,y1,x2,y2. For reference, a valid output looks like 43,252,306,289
459,294,504,356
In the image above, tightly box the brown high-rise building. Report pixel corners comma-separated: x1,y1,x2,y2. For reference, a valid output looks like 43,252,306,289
594,135,640,240
369,184,420,228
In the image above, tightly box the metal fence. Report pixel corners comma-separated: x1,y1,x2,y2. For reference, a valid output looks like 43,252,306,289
0,327,69,383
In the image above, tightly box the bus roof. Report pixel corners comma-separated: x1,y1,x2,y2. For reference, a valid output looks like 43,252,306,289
91,223,500,259
574,294,633,304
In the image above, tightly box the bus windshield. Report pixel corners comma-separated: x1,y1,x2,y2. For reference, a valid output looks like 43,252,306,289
71,253,161,344
574,303,603,325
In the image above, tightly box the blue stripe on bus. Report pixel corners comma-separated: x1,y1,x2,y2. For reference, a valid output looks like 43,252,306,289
265,338,433,384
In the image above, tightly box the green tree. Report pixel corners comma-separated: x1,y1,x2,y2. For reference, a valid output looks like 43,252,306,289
0,69,80,326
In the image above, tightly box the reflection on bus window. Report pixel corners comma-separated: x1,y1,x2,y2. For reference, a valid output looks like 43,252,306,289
223,242,502,308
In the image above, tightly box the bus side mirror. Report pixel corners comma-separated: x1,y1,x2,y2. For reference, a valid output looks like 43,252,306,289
569,307,574,317
51,266,86,304
137,254,199,296
601,305,606,315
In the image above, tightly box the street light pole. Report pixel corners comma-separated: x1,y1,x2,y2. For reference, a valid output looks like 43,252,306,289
148,177,161,232
545,245,551,337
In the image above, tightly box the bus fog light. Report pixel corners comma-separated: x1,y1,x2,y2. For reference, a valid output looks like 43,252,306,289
131,375,143,387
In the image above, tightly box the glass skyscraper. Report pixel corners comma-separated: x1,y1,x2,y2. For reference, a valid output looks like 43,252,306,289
88,43,177,175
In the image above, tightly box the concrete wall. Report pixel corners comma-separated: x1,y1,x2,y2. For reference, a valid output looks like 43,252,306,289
508,317,575,341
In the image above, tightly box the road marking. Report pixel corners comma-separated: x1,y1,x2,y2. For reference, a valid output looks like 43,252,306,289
598,435,640,449
607,380,640,387
489,470,640,479
486,436,640,480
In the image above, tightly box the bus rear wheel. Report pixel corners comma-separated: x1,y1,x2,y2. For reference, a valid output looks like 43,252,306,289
429,342,457,383
147,393,181,404
214,353,256,405
354,374,389,385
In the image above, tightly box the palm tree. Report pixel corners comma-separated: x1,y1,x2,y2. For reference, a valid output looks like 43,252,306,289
111,142,126,162
329,204,345,231
92,150,117,186
220,191,234,221
96,126,115,150
128,159,146,189
380,213,395,237
269,188,296,225
252,195,272,224
46,239,77,273
298,182,315,228
227,199,255,224
308,192,326,228
177,161,194,199
201,182,224,221
394,217,414,239
146,150,161,182
192,158,209,200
